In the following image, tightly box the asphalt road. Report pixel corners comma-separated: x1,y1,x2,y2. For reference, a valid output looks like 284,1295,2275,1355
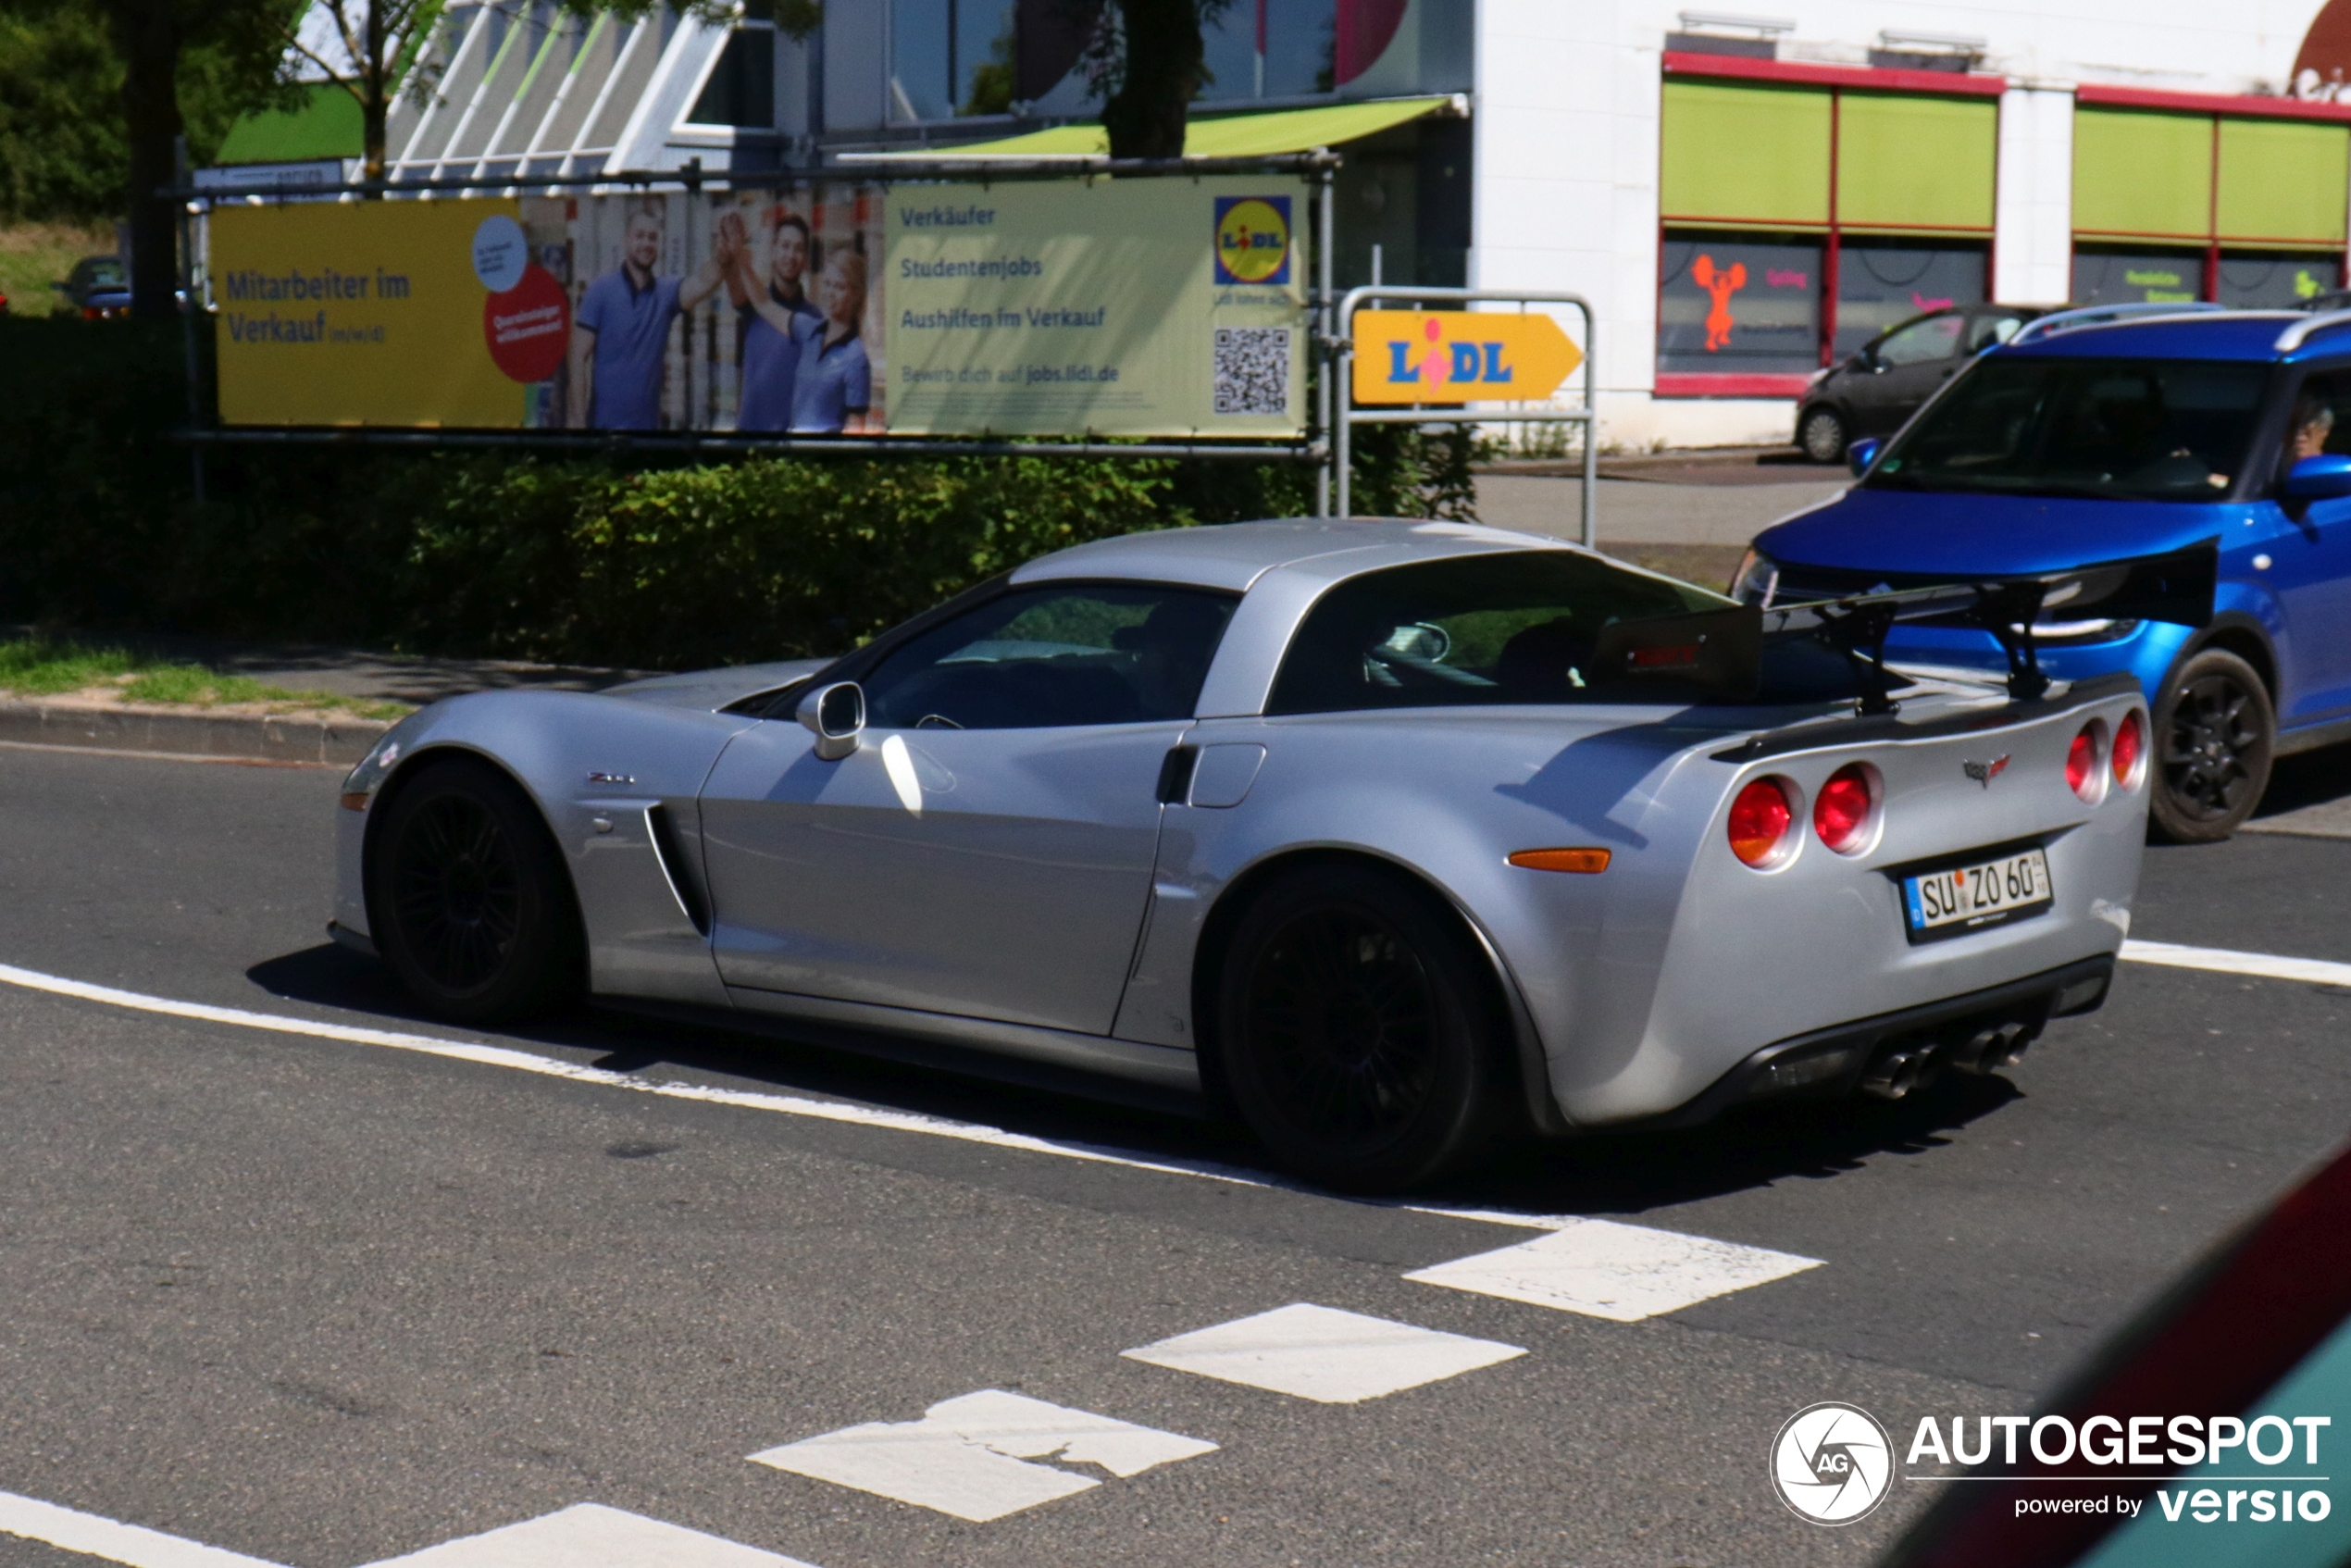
1,743,2347,1568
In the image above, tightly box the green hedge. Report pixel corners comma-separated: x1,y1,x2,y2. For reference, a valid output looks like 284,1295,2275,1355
0,317,1485,670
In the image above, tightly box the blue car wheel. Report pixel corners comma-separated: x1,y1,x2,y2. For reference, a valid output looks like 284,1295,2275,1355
2148,647,2275,843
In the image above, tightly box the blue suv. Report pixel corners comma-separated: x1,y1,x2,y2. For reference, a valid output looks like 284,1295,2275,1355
1738,303,2351,841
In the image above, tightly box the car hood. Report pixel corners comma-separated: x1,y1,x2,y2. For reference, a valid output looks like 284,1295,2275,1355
603,658,828,711
1754,486,2244,578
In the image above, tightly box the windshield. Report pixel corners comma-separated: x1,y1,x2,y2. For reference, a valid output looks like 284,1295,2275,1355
1866,356,2271,501
1267,552,1859,712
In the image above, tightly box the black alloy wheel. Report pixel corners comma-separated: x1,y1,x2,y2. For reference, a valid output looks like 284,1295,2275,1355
1216,864,1507,1192
2149,647,2275,844
368,757,584,1021
1798,405,1849,465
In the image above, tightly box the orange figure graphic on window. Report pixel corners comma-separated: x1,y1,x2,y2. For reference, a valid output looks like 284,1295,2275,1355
1691,255,1746,352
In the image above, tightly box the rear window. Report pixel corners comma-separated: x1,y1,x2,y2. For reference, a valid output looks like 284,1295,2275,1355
1267,553,1738,714
1868,355,2271,501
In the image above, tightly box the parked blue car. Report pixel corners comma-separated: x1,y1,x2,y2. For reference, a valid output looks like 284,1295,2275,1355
1737,303,2351,841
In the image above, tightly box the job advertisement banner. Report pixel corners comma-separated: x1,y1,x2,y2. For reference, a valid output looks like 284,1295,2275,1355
211,185,887,433
883,177,1309,437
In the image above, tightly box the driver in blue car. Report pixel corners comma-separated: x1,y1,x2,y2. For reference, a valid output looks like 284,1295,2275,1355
2286,394,2332,465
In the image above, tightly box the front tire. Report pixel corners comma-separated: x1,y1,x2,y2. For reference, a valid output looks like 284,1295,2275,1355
1215,864,1507,1193
367,757,585,1022
2149,648,2275,843
1798,405,1849,465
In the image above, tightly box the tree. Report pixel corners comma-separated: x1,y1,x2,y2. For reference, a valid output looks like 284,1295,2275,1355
87,0,282,317
275,0,431,188
1078,0,1230,159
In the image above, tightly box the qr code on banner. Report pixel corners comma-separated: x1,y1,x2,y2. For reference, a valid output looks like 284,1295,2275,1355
1213,327,1291,416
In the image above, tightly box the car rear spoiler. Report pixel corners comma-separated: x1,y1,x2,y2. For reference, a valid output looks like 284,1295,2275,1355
1592,541,2216,714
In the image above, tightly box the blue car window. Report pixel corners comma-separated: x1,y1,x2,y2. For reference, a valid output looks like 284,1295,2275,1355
1869,356,2270,501
862,583,1237,730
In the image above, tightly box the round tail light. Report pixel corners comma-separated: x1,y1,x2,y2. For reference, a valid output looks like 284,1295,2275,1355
2066,719,2108,803
1728,777,1797,868
1813,762,1881,854
2111,709,2146,790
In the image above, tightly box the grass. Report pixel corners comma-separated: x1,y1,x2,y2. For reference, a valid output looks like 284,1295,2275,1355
0,221,115,317
0,638,411,719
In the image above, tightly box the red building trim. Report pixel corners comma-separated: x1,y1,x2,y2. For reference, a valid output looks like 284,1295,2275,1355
1655,372,1813,398
1661,51,2007,98
2075,82,2351,124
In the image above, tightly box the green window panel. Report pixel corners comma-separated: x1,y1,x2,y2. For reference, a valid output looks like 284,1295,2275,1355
2217,118,2348,243
2073,107,2213,238
1661,80,1831,226
1836,93,1996,230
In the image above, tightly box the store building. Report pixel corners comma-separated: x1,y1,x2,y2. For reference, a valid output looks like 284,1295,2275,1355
214,0,2351,449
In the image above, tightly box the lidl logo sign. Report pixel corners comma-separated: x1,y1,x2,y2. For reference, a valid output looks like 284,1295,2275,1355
1350,309,1583,405
1214,196,1292,286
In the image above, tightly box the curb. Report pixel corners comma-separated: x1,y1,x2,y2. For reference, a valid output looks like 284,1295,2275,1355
0,699,392,767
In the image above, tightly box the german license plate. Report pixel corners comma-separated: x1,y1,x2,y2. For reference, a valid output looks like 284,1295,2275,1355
1900,848,2054,943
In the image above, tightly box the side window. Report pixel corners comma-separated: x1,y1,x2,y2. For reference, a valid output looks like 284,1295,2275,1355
2281,370,2351,483
1967,313,2025,353
1877,314,1967,367
861,583,1237,730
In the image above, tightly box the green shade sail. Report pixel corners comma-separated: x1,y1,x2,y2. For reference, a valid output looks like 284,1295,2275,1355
899,96,1452,159
216,83,362,166
1836,92,1995,230
2218,117,2348,243
1661,80,1830,226
2073,107,2212,238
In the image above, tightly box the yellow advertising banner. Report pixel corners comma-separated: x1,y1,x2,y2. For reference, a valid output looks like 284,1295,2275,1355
213,199,537,427
883,178,1309,437
1350,309,1583,405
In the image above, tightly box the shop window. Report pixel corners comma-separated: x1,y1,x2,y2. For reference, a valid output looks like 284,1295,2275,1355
1834,243,1986,358
1659,233,1822,377
889,0,1015,120
2071,249,2204,306
2218,253,2345,307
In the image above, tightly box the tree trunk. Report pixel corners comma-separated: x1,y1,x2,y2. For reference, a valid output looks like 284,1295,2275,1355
1101,0,1205,159
110,0,185,320
362,3,387,192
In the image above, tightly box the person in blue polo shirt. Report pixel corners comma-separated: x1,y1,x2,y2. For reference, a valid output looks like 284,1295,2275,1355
790,248,872,434
725,209,821,432
566,204,730,429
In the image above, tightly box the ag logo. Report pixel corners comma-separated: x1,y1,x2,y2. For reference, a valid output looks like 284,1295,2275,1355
1214,195,1292,285
1771,1401,1893,1524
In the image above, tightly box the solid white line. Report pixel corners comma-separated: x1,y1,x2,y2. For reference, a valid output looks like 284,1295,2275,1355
0,1488,285,1568
0,739,331,768
0,959,1574,1232
2121,939,2351,989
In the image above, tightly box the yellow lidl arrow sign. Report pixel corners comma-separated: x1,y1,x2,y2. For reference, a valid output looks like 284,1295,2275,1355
1351,309,1583,404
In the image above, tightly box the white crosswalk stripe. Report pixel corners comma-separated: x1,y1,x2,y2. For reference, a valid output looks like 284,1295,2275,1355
0,1489,284,1568
1404,1217,1822,1322
1123,1302,1524,1403
358,1502,816,1568
749,1389,1219,1523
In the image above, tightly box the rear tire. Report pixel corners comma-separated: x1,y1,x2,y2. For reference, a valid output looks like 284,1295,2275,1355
367,757,585,1022
1215,864,1507,1193
2149,648,2274,843
1798,405,1849,465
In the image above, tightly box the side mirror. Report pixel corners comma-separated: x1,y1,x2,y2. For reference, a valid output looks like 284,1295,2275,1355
1847,437,1883,478
796,680,865,760
2285,454,2351,501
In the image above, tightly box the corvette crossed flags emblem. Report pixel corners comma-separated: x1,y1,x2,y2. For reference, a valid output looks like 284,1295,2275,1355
1962,755,2011,788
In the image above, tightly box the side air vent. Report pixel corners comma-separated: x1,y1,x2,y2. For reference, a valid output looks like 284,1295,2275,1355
643,803,711,935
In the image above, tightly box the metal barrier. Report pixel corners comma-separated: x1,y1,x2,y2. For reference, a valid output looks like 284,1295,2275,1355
1331,286,1598,547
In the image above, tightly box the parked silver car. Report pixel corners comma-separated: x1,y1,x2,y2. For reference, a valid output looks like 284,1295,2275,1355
330,519,2182,1190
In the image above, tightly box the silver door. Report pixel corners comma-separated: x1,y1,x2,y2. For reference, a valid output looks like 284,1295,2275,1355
697,582,1236,1036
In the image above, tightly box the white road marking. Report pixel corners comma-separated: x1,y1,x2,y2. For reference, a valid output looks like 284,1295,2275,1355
749,1390,1217,1523
359,1502,815,1568
0,740,328,768
1404,1218,1822,1323
1122,1302,1524,1403
0,1488,285,1568
2121,939,2351,989
0,960,1581,1233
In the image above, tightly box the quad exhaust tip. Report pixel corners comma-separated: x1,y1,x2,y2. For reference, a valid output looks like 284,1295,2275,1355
1858,1020,2039,1100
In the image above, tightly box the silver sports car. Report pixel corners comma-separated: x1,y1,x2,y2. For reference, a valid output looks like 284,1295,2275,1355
330,519,2200,1190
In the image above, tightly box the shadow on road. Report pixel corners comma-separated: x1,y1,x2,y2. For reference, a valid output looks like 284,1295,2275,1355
248,941,2030,1222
